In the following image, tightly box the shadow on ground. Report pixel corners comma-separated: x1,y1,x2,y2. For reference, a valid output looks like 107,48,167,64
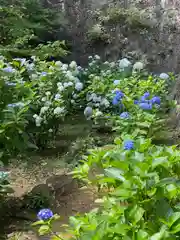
0,174,97,240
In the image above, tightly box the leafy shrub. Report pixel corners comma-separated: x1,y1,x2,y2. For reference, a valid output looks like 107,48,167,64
27,55,178,240
0,0,68,58
0,55,174,166
35,137,180,239
87,24,109,42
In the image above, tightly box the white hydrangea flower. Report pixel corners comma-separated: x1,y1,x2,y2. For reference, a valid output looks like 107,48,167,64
95,110,103,117
54,107,65,115
55,61,62,67
31,74,37,80
33,114,38,119
133,62,144,71
41,97,46,102
88,93,96,101
100,98,110,107
63,82,68,88
95,103,100,107
94,55,100,60
35,116,43,127
67,81,74,87
94,76,100,81
65,70,73,78
75,82,83,91
71,99,75,104
58,85,64,92
69,61,77,69
45,91,51,96
159,73,169,80
57,82,63,87
48,128,53,133
110,62,116,68
73,94,78,99
45,101,51,106
88,56,93,59
55,93,61,100
72,69,79,76
40,106,49,115
119,58,131,69
61,64,68,71
106,70,111,74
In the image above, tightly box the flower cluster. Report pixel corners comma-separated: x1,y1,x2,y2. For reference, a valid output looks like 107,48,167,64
134,92,161,110
124,140,134,150
37,209,53,221
112,90,124,105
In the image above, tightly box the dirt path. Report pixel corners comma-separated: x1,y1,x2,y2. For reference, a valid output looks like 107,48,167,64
2,160,97,240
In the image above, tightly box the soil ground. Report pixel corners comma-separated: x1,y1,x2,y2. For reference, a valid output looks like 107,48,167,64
0,116,105,240
3,159,98,240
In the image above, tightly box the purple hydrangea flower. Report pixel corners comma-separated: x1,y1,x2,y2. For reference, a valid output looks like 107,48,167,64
120,112,130,119
124,140,134,150
139,102,152,110
37,209,53,221
151,96,161,105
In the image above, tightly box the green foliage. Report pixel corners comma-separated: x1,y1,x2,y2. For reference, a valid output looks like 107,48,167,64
34,138,180,239
0,0,68,58
25,55,178,240
99,6,155,29
87,23,110,43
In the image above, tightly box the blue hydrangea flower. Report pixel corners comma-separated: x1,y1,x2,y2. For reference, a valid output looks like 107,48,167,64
120,112,130,119
159,73,169,80
112,96,119,105
75,82,83,91
37,209,53,221
124,140,134,150
41,72,47,76
113,80,120,85
139,102,152,110
134,100,139,104
115,90,124,100
151,96,161,105
84,106,93,119
143,92,150,98
3,66,15,73
140,96,146,102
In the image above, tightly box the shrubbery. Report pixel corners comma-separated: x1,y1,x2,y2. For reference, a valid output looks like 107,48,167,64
0,52,177,239
0,0,68,58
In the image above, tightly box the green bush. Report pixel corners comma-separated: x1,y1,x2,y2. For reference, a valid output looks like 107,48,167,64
0,0,68,58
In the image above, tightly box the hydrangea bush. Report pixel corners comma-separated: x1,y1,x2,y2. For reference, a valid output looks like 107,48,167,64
34,137,180,239
25,56,180,239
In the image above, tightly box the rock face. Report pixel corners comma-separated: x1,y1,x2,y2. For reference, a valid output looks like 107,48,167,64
49,0,180,73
